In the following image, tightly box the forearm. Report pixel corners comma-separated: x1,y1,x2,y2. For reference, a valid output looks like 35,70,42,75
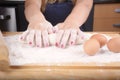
65,0,93,27
25,0,45,23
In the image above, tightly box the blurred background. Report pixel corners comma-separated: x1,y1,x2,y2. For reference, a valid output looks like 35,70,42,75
0,0,120,32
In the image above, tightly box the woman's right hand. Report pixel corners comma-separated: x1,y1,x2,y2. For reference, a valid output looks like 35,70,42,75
20,20,53,47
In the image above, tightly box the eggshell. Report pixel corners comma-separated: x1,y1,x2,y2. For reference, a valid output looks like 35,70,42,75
83,39,100,56
107,37,120,53
90,33,107,47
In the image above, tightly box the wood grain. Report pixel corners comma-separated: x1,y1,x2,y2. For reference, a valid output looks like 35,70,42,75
0,32,120,79
94,18,120,31
0,31,10,71
93,3,120,31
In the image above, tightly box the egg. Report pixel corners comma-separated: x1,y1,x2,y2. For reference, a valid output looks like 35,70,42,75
90,33,107,47
107,37,120,53
83,39,100,56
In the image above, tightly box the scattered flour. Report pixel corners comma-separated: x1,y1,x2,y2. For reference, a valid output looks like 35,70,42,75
4,33,120,66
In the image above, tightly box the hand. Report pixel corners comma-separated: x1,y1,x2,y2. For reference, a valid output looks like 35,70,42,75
20,20,53,47
54,22,84,48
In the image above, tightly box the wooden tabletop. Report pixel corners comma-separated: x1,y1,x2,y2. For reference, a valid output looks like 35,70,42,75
2,31,120,36
0,32,120,80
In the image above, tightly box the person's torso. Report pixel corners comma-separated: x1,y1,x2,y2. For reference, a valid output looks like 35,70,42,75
43,0,74,26
43,0,92,31
47,0,72,4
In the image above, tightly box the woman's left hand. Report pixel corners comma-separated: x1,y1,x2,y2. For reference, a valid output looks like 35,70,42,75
54,22,84,48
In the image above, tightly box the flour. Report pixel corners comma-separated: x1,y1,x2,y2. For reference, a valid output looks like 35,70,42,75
4,33,120,66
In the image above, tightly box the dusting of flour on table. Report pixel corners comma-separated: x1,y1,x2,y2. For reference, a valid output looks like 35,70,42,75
4,33,120,66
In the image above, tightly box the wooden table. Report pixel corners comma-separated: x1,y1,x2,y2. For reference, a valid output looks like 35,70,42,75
0,32,120,80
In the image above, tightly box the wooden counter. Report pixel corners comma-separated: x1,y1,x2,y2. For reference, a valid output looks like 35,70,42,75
93,3,120,32
0,32,120,80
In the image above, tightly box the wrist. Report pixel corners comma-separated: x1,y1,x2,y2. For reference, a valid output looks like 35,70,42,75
65,13,85,28
64,18,81,28
29,14,46,23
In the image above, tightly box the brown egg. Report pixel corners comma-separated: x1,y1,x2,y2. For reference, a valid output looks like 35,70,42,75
90,33,107,47
83,39,100,56
107,37,120,53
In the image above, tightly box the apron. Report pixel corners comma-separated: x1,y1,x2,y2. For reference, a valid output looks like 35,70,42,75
43,0,86,31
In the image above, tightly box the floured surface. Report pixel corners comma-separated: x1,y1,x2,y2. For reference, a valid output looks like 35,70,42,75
4,33,120,66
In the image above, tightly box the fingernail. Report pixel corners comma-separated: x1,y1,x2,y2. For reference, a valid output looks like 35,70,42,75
61,44,65,48
37,45,40,47
48,32,50,34
71,41,74,45
48,31,52,34
20,37,23,40
29,42,32,45
55,42,59,47
53,30,56,33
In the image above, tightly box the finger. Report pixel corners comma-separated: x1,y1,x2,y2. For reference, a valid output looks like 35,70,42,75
26,30,35,46
77,30,85,39
76,30,85,44
52,26,58,33
47,24,53,34
53,25,59,33
48,28,53,34
42,30,49,47
55,30,64,47
20,30,29,41
68,29,77,45
47,23,53,34
60,30,70,48
35,30,42,47
54,23,64,33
